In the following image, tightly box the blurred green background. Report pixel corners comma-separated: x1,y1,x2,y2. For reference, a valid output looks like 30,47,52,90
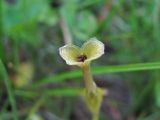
0,0,160,120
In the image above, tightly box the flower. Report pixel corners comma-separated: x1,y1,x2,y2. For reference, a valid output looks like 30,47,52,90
59,38,104,66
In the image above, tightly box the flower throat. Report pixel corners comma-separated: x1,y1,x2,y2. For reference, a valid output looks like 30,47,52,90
77,54,87,62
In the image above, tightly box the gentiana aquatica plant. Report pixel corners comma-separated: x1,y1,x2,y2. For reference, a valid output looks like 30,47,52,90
59,38,106,120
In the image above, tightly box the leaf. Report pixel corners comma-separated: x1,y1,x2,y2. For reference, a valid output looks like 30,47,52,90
33,62,160,88
2,0,57,46
15,88,81,98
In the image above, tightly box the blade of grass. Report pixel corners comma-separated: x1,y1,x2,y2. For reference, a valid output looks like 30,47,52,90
0,0,5,61
14,89,37,98
0,0,3,39
153,0,160,107
15,88,81,98
33,62,160,88
0,60,19,120
43,88,81,96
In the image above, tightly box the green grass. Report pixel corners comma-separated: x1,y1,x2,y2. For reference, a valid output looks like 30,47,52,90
15,88,81,98
33,62,160,88
1,0,160,119
0,60,19,120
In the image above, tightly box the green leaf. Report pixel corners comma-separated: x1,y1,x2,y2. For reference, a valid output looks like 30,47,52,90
2,0,57,46
33,62,160,88
3,0,49,31
15,88,81,98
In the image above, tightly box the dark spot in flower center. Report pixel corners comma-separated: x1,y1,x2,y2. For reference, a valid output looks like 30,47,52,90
77,54,87,62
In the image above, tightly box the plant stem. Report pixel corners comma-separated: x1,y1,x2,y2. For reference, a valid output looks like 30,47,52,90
81,63,102,120
0,0,5,61
0,60,19,120
93,113,99,120
60,14,72,44
33,61,160,88
81,63,96,94
0,0,3,39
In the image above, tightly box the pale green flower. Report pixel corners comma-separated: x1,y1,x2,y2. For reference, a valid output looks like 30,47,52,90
59,38,104,66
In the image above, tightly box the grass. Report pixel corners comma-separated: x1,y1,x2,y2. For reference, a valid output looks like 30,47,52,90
33,62,160,88
0,60,19,120
1,0,160,119
15,88,81,98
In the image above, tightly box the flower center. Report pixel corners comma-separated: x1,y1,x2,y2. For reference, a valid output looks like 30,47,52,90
77,54,87,62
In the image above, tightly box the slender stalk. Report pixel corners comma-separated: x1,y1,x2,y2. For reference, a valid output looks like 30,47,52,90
0,0,3,39
0,0,5,61
60,15,72,44
81,63,102,120
81,63,96,94
93,113,99,120
153,0,160,107
0,60,19,120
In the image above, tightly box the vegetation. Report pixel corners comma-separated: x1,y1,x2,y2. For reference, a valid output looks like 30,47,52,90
0,0,160,120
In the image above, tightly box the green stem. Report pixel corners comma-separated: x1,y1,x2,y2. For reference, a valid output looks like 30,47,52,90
0,0,3,38
33,61,160,88
93,113,99,120
0,0,5,61
0,60,19,120
82,63,97,94
153,0,160,107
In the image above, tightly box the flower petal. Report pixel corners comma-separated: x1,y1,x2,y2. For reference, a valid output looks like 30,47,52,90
59,44,81,65
82,38,104,61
